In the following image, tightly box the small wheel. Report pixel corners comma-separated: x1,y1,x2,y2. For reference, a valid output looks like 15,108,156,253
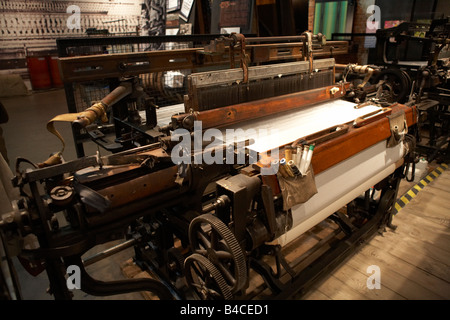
188,213,247,293
165,247,185,282
184,253,233,300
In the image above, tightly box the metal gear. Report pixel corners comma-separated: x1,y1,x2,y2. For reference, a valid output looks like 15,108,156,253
165,247,185,282
184,253,233,300
188,213,247,293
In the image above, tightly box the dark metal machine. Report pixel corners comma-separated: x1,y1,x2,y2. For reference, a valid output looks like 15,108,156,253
373,19,449,162
0,34,418,300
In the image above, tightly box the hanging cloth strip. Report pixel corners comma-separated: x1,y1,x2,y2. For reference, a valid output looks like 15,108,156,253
39,102,108,168
39,82,133,168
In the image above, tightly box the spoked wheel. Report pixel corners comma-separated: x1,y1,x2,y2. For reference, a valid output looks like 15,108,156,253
377,188,397,230
374,69,411,103
188,213,247,294
184,253,232,300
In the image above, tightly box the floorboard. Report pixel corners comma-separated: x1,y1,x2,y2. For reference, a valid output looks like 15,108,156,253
304,169,450,300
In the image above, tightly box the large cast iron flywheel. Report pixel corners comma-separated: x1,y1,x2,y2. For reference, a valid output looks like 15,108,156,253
187,213,247,295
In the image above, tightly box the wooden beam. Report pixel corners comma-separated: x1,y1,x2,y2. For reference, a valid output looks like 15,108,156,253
191,83,350,129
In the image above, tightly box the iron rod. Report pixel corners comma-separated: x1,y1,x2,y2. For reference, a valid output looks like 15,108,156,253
82,238,137,267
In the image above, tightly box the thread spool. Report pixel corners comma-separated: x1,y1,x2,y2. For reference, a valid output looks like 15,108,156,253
288,160,300,176
283,164,295,177
299,145,309,174
285,147,293,162
276,160,287,178
278,165,289,178
280,158,294,177
296,147,302,168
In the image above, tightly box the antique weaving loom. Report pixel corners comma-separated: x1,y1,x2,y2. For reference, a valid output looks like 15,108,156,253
0,34,417,300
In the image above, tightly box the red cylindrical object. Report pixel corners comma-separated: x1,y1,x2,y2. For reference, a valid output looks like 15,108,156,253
47,56,63,88
27,57,52,90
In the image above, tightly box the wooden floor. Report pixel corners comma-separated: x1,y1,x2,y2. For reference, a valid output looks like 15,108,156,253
302,168,450,300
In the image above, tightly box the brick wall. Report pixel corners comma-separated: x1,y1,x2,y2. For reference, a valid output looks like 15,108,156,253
308,0,315,32
352,0,376,64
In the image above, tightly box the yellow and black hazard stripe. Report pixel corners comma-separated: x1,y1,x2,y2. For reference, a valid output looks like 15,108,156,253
393,163,448,215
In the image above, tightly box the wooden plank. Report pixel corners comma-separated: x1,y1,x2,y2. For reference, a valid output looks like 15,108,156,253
346,250,445,299
437,171,450,180
430,182,450,193
193,84,350,130
411,187,450,208
396,201,450,230
358,243,450,299
295,168,449,299
392,210,450,253
320,256,406,300
438,176,450,185
413,172,450,193
430,168,450,180
369,233,450,283
302,285,332,300
398,200,450,225
411,182,448,198
300,273,369,300
373,226,450,270
304,167,450,300
398,199,450,226
132,271,159,300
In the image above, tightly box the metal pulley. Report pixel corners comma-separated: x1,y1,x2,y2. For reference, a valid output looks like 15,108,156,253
50,185,74,206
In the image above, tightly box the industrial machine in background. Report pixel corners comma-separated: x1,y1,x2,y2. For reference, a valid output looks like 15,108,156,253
374,18,449,163
334,18,449,162
1,33,418,300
